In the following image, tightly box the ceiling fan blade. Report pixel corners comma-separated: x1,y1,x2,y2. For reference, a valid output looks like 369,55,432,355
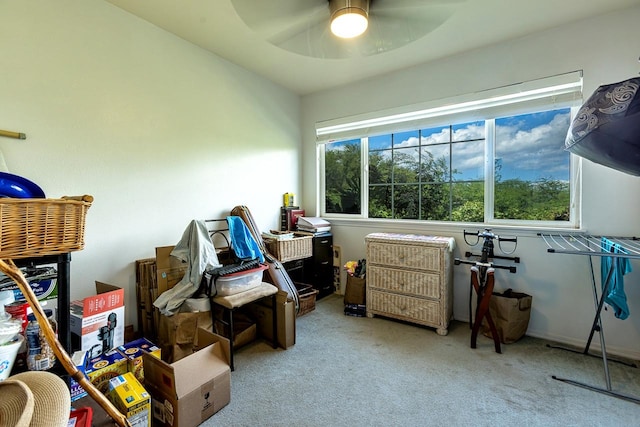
267,5,329,46
372,0,466,11
231,0,328,45
363,5,459,53
276,19,352,59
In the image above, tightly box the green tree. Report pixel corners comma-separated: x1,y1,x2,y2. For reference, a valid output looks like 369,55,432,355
325,142,361,214
326,142,569,222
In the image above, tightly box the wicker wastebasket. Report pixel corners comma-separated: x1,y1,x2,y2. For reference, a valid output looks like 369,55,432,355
294,283,318,317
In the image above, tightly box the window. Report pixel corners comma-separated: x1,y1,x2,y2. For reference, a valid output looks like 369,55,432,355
325,139,362,215
367,123,485,221
319,73,582,227
493,110,572,222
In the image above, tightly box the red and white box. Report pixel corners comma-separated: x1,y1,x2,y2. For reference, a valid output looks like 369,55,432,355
70,282,125,358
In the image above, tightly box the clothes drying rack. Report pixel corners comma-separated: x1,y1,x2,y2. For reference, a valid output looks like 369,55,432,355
539,232,640,404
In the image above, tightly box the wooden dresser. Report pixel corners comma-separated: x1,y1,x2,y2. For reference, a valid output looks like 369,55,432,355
365,233,455,335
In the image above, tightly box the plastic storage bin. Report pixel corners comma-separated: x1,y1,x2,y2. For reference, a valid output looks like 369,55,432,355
215,265,267,296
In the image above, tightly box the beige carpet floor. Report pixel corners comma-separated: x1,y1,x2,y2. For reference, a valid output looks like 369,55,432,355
208,294,640,426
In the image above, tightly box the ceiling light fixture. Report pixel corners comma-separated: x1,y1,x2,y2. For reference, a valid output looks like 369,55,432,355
329,0,369,39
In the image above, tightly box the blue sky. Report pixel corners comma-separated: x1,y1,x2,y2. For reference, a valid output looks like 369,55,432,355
367,108,571,182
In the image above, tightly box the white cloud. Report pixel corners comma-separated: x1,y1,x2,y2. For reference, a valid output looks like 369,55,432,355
495,111,570,180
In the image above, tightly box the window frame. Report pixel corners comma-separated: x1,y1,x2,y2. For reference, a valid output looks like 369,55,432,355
317,74,583,230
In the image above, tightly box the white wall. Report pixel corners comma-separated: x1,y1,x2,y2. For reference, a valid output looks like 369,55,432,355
0,1,301,327
302,6,640,358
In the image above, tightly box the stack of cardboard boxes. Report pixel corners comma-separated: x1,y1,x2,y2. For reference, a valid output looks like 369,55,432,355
70,240,298,426
135,246,297,358
71,273,233,426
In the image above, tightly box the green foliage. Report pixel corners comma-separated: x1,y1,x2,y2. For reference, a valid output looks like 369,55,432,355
495,178,569,220
324,143,569,222
325,143,361,214
452,182,484,222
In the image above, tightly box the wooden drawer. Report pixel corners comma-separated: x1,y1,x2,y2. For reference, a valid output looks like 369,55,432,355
367,242,440,271
367,265,440,299
368,290,441,326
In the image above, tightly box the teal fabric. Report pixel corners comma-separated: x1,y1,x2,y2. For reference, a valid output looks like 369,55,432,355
600,237,632,320
227,216,265,263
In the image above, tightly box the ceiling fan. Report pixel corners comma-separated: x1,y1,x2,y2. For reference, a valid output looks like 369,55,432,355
230,0,466,59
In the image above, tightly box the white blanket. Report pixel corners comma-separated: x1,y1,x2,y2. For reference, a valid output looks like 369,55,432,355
153,219,222,315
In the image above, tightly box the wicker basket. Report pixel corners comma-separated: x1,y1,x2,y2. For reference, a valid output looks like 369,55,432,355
0,195,93,259
295,283,318,317
264,234,312,262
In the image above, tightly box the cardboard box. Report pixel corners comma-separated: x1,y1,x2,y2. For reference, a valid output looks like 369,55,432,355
143,328,231,427
70,348,129,401
246,290,295,349
157,311,213,363
157,309,256,364
209,307,257,349
156,246,187,296
231,321,257,349
135,258,157,342
69,282,125,358
107,372,151,427
117,337,162,383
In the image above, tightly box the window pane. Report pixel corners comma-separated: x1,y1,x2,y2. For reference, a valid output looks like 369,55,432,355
393,184,420,219
393,147,420,183
393,130,420,148
452,121,484,142
369,150,392,184
367,123,487,222
494,109,571,221
420,126,450,145
325,139,361,214
452,140,484,182
420,145,449,183
369,134,392,151
451,182,484,222
369,185,392,218
420,183,450,220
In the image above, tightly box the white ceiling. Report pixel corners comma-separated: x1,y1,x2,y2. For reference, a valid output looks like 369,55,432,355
105,0,640,96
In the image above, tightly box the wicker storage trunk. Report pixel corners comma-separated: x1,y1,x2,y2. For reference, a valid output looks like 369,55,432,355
365,233,455,335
